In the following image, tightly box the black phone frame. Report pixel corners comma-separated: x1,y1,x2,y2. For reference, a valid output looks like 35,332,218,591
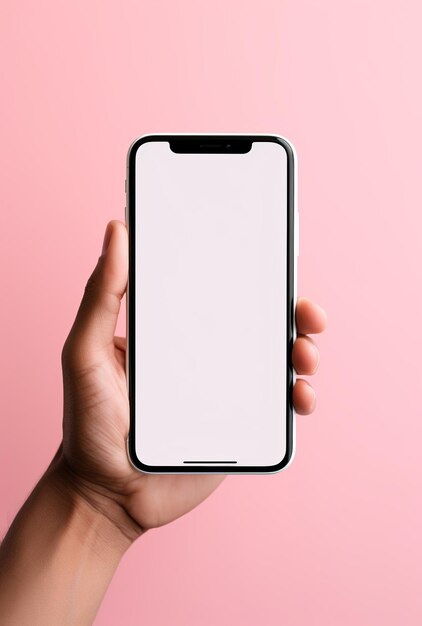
126,134,295,473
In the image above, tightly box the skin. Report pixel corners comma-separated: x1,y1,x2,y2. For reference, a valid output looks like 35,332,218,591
0,220,327,625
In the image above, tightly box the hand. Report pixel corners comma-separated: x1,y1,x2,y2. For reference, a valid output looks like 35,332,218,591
58,220,327,542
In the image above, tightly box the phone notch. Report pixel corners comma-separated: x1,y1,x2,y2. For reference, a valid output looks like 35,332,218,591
169,137,252,154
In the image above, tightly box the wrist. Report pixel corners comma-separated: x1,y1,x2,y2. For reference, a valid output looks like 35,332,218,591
46,449,143,551
0,449,136,625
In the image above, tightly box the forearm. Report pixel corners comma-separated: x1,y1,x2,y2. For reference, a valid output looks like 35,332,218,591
0,453,135,626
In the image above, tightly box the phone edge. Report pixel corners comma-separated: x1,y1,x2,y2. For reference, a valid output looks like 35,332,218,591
125,133,297,475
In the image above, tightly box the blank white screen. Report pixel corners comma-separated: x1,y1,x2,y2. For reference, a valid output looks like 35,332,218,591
135,140,287,466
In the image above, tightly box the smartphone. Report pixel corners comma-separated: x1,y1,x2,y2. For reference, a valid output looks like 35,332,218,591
126,134,298,473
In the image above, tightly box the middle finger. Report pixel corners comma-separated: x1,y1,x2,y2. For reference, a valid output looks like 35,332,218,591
292,335,320,375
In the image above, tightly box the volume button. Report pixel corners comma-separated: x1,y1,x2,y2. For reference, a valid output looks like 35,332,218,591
125,206,127,223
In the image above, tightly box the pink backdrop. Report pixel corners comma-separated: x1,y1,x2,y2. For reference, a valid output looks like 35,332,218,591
1,1,421,624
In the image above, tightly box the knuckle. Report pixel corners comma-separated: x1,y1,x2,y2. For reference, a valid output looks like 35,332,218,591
83,265,101,297
61,339,91,376
61,337,76,370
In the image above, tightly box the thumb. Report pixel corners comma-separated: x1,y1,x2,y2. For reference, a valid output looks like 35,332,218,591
63,220,128,368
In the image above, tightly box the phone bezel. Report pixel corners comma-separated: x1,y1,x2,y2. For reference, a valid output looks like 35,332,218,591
126,134,295,474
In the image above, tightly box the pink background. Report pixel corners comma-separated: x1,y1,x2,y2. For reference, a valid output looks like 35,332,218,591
1,1,421,624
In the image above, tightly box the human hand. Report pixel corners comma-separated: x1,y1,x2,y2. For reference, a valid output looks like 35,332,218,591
58,220,327,542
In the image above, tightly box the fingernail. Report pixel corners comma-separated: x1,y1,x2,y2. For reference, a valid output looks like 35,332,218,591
311,342,320,373
102,223,112,255
307,384,317,412
316,303,328,325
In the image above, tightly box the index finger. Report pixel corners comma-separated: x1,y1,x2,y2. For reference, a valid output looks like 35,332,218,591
295,297,327,335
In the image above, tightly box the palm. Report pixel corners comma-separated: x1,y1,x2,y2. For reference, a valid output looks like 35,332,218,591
62,336,224,531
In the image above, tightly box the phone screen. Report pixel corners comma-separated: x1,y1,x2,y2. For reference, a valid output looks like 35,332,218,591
130,137,293,470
